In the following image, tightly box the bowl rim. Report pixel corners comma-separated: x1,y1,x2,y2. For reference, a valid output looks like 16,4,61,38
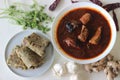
51,2,117,64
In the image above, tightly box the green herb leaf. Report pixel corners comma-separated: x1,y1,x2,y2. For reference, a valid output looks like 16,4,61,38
0,0,53,33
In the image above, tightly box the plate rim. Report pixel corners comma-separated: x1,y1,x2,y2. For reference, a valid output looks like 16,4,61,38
4,30,55,77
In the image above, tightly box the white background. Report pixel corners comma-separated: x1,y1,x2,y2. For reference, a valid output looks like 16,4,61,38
0,0,120,80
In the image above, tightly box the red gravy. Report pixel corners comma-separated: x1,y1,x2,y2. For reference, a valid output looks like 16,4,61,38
56,8,111,59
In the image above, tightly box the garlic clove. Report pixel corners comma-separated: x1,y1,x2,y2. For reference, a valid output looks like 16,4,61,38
66,61,80,74
52,63,66,77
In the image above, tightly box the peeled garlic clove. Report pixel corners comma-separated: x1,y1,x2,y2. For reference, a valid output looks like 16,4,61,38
52,63,66,76
66,61,80,74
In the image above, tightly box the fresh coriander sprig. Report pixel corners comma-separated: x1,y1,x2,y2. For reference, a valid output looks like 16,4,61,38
0,0,53,33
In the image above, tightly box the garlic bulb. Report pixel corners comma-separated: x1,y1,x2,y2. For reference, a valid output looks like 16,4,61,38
52,63,66,76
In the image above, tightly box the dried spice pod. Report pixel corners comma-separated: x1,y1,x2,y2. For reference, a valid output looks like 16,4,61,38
49,0,61,11
112,10,119,31
103,3,120,12
90,0,103,6
71,0,80,3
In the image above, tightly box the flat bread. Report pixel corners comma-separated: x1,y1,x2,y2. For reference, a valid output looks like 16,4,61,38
16,46,43,68
23,33,49,57
7,46,27,69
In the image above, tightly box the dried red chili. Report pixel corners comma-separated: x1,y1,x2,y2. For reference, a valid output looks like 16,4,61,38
112,10,119,31
71,0,80,3
103,3,120,12
49,0,61,11
90,0,103,6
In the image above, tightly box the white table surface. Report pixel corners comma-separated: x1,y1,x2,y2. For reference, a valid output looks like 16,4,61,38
0,0,120,80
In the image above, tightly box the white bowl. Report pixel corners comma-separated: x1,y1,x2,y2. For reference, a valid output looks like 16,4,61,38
51,2,116,64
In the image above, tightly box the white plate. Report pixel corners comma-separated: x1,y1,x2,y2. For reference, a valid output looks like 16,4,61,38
5,30,54,77
0,0,120,80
